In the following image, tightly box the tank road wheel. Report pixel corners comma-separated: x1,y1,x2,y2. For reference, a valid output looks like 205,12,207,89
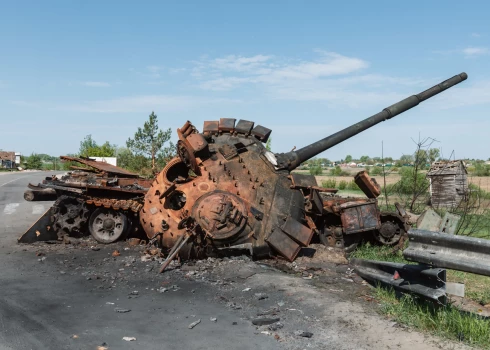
52,195,90,238
373,213,407,246
319,226,360,253
88,208,129,244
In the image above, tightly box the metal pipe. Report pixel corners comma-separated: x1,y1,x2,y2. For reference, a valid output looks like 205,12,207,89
274,72,468,170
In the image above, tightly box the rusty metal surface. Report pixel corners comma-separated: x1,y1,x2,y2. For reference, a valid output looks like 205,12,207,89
266,229,301,262
203,121,219,134
85,197,143,212
280,216,314,246
60,156,139,178
235,120,254,134
340,201,380,234
219,118,236,132
354,171,381,198
251,125,272,142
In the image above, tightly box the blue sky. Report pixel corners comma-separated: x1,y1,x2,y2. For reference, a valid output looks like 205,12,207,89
1,1,489,161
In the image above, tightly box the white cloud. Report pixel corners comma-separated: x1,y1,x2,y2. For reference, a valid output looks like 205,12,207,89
462,46,489,57
83,81,111,87
471,33,481,38
210,54,272,72
189,51,438,107
195,51,369,92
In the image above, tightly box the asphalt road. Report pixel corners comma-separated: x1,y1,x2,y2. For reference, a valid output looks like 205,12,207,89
0,172,281,350
0,171,470,350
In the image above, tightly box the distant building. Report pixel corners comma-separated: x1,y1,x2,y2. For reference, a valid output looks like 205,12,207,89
427,160,468,209
89,157,117,166
0,151,20,168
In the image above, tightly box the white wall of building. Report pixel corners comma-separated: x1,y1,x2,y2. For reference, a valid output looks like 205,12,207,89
90,157,117,166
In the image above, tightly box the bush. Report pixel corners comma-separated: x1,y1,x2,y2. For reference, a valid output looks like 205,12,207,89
322,179,337,188
338,180,347,190
472,162,490,176
347,180,360,191
370,166,383,176
309,165,323,176
329,166,342,176
394,166,429,195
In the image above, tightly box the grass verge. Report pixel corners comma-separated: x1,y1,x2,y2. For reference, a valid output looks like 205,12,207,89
374,287,490,348
352,243,490,348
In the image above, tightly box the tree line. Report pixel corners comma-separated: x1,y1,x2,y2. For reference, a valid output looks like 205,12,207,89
21,112,175,176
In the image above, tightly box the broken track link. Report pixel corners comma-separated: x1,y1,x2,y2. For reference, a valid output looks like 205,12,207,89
84,197,144,213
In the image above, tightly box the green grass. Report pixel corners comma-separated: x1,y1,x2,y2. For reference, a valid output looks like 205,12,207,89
374,287,490,348
352,243,490,305
350,242,409,264
353,243,490,348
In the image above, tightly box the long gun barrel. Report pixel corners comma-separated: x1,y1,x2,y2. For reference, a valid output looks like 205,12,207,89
274,72,468,171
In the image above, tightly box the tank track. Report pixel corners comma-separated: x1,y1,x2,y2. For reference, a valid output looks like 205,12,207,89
52,192,144,240
52,195,90,239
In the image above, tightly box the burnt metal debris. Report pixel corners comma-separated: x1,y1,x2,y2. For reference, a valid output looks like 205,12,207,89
19,157,152,244
139,72,467,265
20,72,468,268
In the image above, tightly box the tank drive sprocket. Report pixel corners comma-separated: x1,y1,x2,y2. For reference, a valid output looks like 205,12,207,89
52,195,90,238
373,212,407,246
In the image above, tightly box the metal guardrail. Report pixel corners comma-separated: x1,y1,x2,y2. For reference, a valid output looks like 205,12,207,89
403,229,490,277
351,258,446,304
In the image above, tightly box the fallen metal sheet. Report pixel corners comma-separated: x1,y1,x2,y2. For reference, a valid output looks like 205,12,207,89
404,229,490,277
351,258,446,304
18,208,58,243
60,156,139,178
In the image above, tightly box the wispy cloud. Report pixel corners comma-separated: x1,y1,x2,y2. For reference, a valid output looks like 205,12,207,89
83,81,111,87
54,95,241,113
185,51,438,107
433,46,490,58
194,51,369,92
146,65,164,78
462,46,489,57
471,33,481,38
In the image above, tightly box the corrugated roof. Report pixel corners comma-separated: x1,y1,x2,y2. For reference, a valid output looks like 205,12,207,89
0,151,15,161
427,160,467,176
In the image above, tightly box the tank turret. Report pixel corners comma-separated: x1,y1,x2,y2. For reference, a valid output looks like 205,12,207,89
140,73,467,263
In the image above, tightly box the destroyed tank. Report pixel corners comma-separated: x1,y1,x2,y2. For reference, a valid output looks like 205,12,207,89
139,73,468,262
20,156,153,244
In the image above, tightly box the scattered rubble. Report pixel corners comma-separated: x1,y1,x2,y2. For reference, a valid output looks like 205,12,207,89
294,330,313,338
252,318,280,326
114,308,131,313
188,319,201,329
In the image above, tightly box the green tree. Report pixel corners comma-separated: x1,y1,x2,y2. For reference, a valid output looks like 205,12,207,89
265,138,272,152
427,148,440,165
309,165,323,175
126,111,172,171
360,155,370,163
79,135,116,157
24,153,43,170
345,155,353,163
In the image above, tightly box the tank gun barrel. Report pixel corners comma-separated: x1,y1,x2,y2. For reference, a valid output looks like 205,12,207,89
274,72,468,171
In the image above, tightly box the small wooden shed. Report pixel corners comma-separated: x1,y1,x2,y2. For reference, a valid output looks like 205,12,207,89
427,160,468,209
